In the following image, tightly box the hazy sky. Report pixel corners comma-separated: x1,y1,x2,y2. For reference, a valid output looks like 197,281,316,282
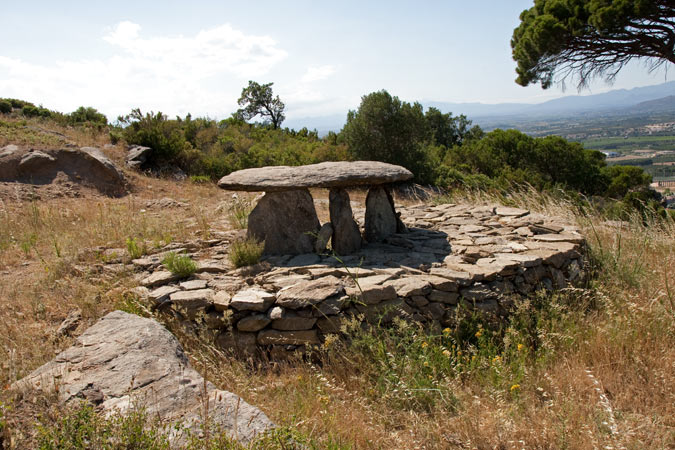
1,0,672,122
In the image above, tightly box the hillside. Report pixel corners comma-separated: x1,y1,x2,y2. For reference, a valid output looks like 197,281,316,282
0,113,673,449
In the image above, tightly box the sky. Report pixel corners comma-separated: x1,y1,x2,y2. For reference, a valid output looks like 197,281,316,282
1,0,672,124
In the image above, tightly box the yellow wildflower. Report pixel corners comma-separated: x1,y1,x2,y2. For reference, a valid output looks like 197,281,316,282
421,341,428,348
517,343,525,351
423,361,429,367
475,330,482,338
492,355,501,363
510,384,520,391
442,349,451,357
442,327,451,335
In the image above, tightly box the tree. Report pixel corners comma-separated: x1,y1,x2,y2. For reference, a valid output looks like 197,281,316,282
512,0,675,89
341,90,431,179
424,107,482,148
236,81,285,129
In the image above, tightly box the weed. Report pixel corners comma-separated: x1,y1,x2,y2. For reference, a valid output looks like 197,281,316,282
227,197,253,229
126,237,147,260
162,251,197,277
228,237,263,268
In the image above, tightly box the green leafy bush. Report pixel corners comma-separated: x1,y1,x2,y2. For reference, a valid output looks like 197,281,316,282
0,100,11,114
228,237,263,268
161,251,197,277
68,106,107,126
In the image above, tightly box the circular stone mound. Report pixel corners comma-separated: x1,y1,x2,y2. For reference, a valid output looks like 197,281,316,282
126,202,587,360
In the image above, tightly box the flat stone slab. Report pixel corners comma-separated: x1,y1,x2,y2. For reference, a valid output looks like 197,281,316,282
217,161,413,192
12,311,274,444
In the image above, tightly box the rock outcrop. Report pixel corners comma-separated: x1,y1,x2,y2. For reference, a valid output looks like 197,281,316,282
0,145,127,196
13,311,274,444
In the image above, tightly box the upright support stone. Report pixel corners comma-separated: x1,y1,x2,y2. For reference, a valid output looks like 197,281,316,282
329,188,362,255
364,186,397,243
247,189,320,255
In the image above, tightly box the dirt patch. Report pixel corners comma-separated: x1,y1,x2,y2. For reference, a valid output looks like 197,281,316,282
0,145,128,198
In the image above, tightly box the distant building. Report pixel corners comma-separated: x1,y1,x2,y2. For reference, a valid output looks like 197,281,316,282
600,151,620,158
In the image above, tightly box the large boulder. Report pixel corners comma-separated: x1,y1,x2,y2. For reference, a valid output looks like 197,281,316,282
12,311,274,444
0,145,127,196
218,161,412,191
247,189,320,255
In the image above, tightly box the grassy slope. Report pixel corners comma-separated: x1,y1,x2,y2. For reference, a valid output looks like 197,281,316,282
0,121,674,449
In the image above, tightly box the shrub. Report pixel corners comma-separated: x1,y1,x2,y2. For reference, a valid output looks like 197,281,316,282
161,252,197,277
189,175,212,184
0,100,11,114
228,237,263,268
68,106,107,126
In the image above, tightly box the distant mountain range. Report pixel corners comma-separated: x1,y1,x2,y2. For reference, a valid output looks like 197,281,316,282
285,81,675,135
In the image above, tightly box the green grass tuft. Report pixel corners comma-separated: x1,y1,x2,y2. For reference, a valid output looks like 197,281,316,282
228,238,264,268
161,252,197,277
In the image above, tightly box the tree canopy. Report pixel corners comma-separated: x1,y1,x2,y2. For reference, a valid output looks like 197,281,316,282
511,0,675,89
341,90,431,179
236,81,285,129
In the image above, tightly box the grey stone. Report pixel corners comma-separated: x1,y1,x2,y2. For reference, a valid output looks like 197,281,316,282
237,314,272,332
271,311,317,331
329,188,362,254
218,161,412,191
411,295,429,307
315,222,333,253
345,275,398,305
179,279,208,290
460,284,497,302
287,253,321,266
316,316,343,333
276,276,344,309
230,288,276,312
384,277,432,297
168,289,214,319
364,187,397,243
420,302,446,320
212,291,232,312
148,285,180,306
247,190,320,255
428,290,459,304
141,270,180,288
494,207,529,217
126,145,152,169
257,329,320,346
428,268,473,286
425,275,459,292
56,310,81,337
14,311,273,444
312,295,348,316
216,330,258,357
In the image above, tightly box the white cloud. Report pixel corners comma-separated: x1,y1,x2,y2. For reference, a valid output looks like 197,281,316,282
0,21,288,118
300,65,335,83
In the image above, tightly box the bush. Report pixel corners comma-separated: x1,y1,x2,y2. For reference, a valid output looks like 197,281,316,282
228,237,263,268
69,106,107,126
161,252,197,277
0,100,11,114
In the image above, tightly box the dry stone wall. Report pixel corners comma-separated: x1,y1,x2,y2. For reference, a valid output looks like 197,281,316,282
131,203,587,360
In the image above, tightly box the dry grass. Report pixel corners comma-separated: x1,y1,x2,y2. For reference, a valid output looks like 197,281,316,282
1,134,674,448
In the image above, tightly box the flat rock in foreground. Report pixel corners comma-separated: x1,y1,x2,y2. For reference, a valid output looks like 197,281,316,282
12,310,273,443
218,161,413,191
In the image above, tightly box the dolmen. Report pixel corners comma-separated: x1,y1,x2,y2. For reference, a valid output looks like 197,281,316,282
217,161,412,255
